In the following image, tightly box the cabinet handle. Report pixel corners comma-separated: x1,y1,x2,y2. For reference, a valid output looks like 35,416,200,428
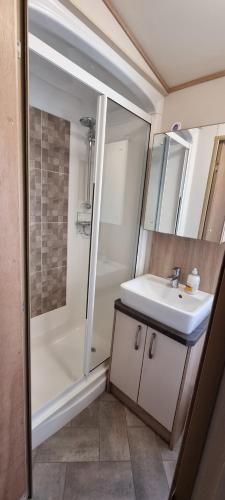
148,332,156,359
134,325,142,350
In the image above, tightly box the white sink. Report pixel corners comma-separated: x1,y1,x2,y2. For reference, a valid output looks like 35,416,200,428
120,274,214,334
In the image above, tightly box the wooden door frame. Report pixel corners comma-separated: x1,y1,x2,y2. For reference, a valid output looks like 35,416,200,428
0,0,31,499
23,0,33,497
170,250,225,499
22,2,225,499
199,135,225,239
19,0,33,498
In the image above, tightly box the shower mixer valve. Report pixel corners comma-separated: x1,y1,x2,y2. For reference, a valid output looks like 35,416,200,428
76,211,92,237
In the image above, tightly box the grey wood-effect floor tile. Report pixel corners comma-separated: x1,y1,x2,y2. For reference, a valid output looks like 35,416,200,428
70,400,100,427
32,448,38,461
99,391,117,402
163,460,177,488
35,427,99,462
128,427,169,500
99,398,130,461
33,462,66,500
63,462,136,500
127,426,161,460
99,400,126,423
125,407,146,427
156,435,181,461
100,419,130,461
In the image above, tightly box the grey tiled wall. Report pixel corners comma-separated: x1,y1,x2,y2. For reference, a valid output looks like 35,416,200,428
29,106,70,317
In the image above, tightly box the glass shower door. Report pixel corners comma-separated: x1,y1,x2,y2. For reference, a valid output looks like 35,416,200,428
29,49,101,412
89,99,150,370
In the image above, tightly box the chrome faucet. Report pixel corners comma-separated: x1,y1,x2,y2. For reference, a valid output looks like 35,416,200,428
168,267,181,288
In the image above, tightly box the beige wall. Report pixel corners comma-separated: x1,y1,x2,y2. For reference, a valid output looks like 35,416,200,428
161,76,225,131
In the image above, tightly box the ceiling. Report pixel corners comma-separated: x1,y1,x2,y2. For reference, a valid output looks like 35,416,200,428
103,0,225,92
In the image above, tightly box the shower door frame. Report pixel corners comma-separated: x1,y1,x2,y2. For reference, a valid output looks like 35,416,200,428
28,33,152,377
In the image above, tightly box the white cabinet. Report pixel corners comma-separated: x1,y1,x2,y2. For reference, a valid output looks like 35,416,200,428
138,327,188,431
110,309,204,447
110,311,147,402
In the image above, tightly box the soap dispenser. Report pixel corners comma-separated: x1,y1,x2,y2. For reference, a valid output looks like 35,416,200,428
185,268,200,294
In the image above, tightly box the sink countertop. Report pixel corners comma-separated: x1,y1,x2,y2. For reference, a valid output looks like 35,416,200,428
115,299,209,347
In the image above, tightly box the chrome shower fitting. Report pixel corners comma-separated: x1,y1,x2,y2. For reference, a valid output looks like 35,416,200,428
80,116,96,209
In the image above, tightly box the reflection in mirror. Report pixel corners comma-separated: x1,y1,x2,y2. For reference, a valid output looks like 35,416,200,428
144,124,225,243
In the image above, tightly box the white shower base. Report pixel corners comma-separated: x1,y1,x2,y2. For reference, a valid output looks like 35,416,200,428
32,360,108,448
31,323,109,413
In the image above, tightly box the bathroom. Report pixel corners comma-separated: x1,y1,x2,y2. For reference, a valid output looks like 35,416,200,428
2,1,225,500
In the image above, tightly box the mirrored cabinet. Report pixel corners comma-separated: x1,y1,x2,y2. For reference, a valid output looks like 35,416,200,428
144,123,225,243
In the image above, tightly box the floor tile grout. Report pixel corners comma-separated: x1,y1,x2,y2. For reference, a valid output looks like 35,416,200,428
33,393,178,499
126,421,137,500
123,405,137,499
62,462,67,500
34,460,134,463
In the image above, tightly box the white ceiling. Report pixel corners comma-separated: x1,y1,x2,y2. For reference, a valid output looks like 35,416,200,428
108,0,225,88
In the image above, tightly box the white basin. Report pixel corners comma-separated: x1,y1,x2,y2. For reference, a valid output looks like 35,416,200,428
120,274,214,334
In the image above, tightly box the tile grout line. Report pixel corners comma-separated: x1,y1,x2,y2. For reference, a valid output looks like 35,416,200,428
41,168,69,176
33,397,173,498
98,418,100,462
33,459,138,464
124,409,138,500
62,462,68,500
34,459,136,464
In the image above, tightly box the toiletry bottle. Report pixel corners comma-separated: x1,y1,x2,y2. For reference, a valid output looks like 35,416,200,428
185,268,200,295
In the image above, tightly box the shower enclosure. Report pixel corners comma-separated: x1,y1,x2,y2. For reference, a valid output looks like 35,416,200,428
28,9,151,445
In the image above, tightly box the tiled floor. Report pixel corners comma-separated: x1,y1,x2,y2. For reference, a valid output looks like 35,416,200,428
33,392,180,499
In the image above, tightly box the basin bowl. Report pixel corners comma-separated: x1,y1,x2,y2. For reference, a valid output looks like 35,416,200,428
120,274,214,334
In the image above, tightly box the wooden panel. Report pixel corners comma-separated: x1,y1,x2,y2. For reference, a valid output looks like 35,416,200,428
169,69,225,93
203,141,225,242
171,334,205,449
149,232,225,294
138,328,187,431
0,0,27,499
110,311,147,402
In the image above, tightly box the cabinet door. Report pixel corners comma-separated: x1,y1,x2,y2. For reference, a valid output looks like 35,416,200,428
110,311,147,402
138,327,188,431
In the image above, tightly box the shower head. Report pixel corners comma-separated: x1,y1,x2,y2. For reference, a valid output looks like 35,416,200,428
80,117,96,129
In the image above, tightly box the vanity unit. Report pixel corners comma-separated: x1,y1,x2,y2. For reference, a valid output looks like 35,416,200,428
109,275,213,448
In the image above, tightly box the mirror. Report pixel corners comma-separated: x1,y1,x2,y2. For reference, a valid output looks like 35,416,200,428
144,123,225,243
